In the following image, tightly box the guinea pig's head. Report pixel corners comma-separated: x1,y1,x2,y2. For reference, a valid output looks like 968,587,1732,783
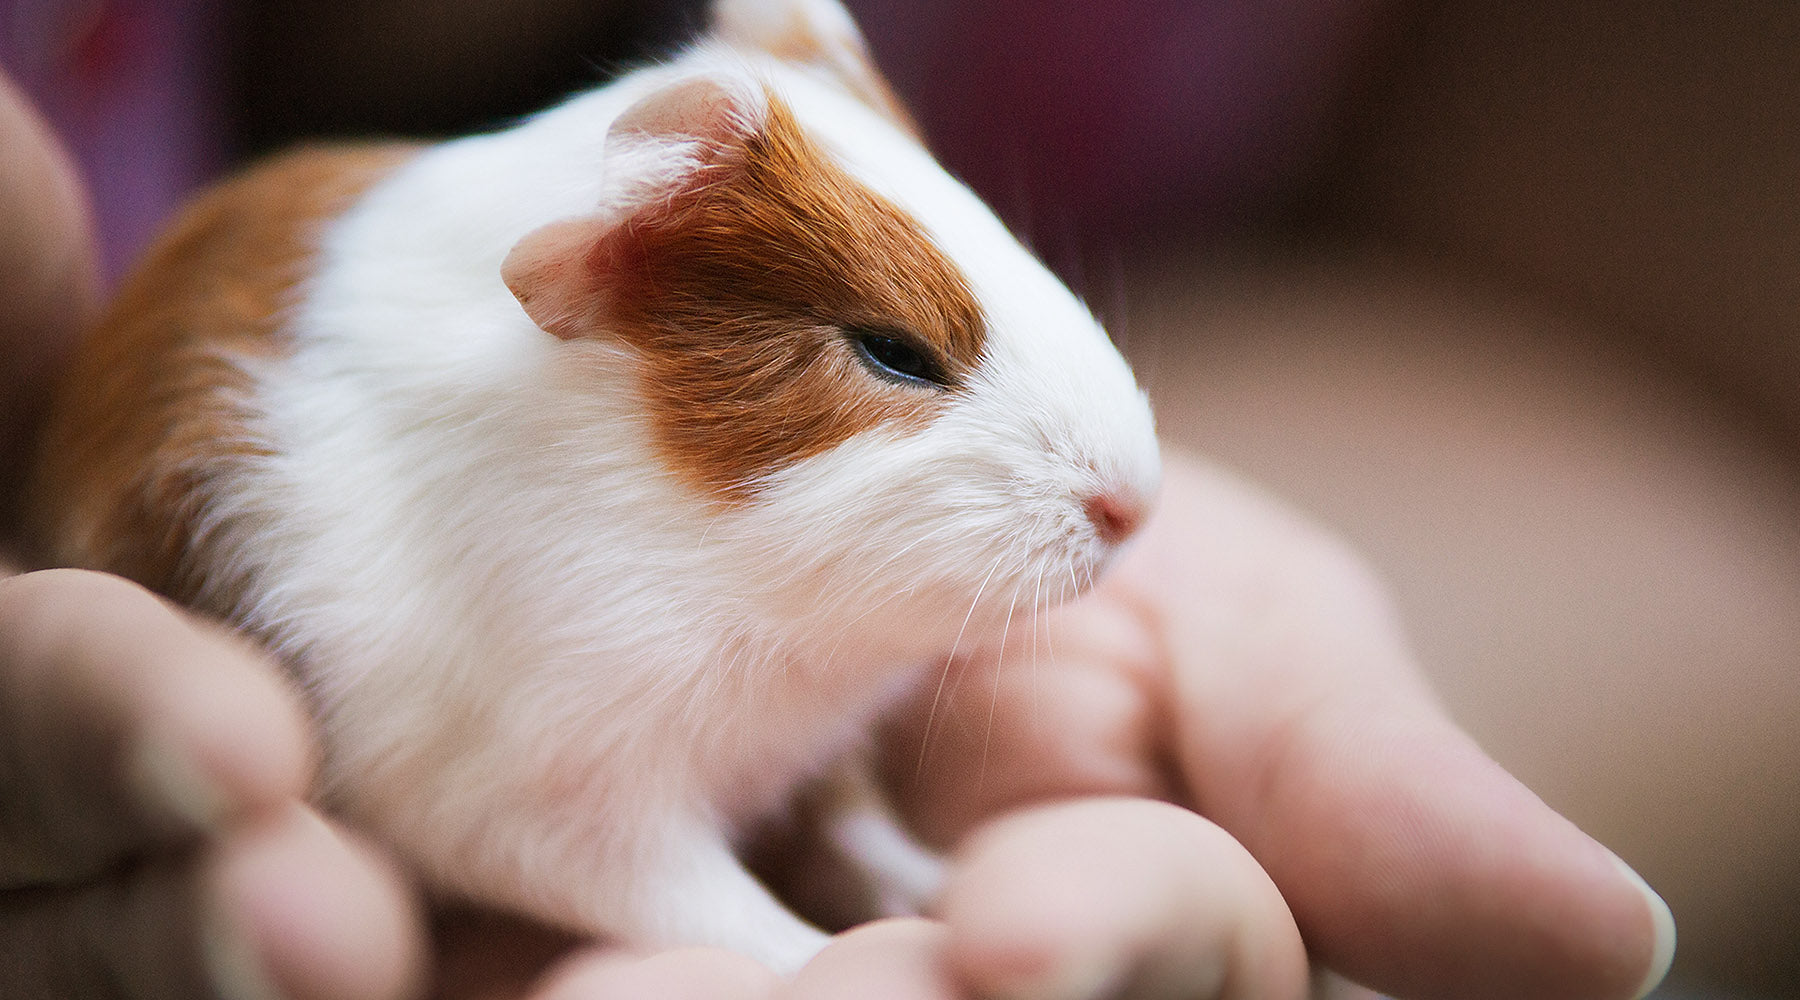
504,0,1159,656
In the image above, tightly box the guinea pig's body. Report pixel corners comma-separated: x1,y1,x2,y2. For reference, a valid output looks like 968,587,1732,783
27,0,1159,969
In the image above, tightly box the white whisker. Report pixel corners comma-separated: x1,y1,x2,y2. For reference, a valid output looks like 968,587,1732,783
976,577,1024,796
916,550,1007,780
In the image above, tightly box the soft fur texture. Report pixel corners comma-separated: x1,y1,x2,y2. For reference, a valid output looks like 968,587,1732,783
28,0,1160,970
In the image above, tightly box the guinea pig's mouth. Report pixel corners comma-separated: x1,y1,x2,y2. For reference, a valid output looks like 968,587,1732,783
981,534,1122,616
1050,549,1121,607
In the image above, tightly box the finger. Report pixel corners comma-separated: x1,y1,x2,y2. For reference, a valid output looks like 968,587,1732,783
1188,698,1673,1000
939,798,1307,1000
0,569,312,884
1140,457,1676,999
0,68,99,483
533,947,778,1000
0,803,425,1000
878,596,1176,849
214,807,426,1000
780,919,959,1000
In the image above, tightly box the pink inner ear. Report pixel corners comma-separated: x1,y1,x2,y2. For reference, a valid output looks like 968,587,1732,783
504,74,770,343
609,73,769,150
504,74,770,342
503,217,613,340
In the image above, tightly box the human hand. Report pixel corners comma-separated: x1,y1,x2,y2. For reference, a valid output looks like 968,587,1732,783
429,448,1674,1000
0,568,426,1000
0,568,1024,1000
868,448,1676,999
0,72,97,505
0,60,1669,998
0,571,950,1000
1,68,427,1000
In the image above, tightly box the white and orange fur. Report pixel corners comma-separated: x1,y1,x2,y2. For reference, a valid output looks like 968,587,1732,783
27,0,1161,971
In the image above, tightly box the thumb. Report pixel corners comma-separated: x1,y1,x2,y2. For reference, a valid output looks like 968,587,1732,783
1135,459,1676,999
0,805,424,1000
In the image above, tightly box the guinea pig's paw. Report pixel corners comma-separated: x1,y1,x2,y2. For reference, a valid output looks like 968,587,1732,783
746,918,833,978
809,760,947,918
831,809,948,918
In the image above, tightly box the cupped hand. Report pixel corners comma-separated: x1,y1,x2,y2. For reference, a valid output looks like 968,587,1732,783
1,69,427,1000
873,449,1676,1000
451,449,1674,1000
0,568,425,1000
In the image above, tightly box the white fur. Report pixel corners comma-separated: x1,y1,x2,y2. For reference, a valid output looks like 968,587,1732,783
192,0,1159,971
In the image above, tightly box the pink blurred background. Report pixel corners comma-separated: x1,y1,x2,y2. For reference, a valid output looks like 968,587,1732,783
1,0,1397,284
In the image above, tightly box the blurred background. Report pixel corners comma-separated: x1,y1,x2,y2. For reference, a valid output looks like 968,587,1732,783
3,0,1796,994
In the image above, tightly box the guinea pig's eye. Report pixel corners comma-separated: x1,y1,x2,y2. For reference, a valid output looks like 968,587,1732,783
845,329,952,390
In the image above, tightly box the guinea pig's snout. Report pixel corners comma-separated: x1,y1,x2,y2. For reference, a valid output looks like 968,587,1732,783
1082,488,1149,546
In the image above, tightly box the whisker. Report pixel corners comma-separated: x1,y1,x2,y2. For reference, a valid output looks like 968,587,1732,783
915,550,1008,780
1030,569,1045,731
977,579,1024,797
1044,557,1066,676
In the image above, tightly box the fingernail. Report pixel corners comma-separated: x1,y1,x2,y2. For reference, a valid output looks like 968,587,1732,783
201,894,289,1000
1608,852,1676,1000
129,727,231,833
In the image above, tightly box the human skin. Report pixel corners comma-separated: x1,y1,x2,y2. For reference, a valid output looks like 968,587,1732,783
0,568,427,1000
0,70,1672,1000
0,73,96,522
1125,253,1800,991
420,445,1676,1000
0,464,1676,1000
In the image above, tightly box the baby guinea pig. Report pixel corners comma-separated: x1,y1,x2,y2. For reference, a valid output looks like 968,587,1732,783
26,0,1161,972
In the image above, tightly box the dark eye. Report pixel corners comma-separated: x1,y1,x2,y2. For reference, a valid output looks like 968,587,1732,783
846,329,951,389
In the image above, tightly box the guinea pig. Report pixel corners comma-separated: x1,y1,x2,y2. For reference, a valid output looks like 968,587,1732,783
26,0,1161,971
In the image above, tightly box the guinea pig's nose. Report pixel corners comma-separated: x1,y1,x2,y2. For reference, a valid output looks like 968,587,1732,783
1083,489,1147,546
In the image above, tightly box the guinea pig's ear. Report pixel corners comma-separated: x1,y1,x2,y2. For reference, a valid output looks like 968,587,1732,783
503,74,768,340
709,0,917,135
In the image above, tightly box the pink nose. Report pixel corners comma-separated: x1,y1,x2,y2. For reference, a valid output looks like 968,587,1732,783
1083,490,1147,546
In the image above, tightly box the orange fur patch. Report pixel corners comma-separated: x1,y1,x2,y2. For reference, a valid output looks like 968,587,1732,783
599,96,985,500
25,144,415,607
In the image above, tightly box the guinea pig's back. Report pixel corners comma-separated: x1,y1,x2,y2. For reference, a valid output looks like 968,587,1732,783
25,144,416,608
